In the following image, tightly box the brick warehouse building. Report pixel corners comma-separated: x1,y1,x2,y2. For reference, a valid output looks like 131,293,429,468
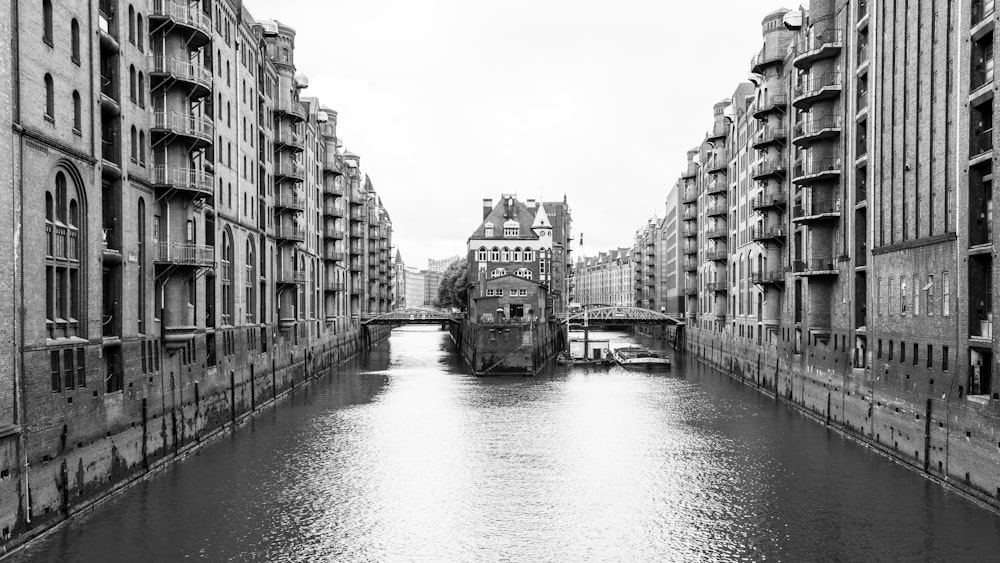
671,1,1000,509
0,0,394,544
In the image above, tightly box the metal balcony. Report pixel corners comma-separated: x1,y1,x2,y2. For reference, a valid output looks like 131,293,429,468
793,258,838,276
323,203,345,217
751,270,786,286
683,287,698,296
707,122,729,142
706,201,728,218
793,72,843,109
148,56,212,96
751,160,787,181
323,153,343,175
681,189,698,204
681,207,698,220
276,270,307,285
274,193,306,211
793,200,841,224
706,281,728,292
274,160,305,181
154,242,214,267
793,28,843,69
792,115,843,146
752,94,788,119
148,0,212,45
324,281,346,292
793,157,843,185
971,129,994,160
275,98,306,122
706,181,727,196
324,226,345,240
706,226,728,240
751,191,787,212
274,130,305,151
273,224,306,243
706,250,728,262
706,154,729,175
750,225,787,243
151,111,214,146
151,166,213,197
751,45,787,74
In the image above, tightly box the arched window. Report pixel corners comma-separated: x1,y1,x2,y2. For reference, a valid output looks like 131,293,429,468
71,19,81,63
245,238,256,323
44,74,54,119
513,247,522,262
137,198,146,334
130,125,138,162
72,91,81,132
137,72,145,107
42,0,53,44
136,14,144,50
129,65,137,102
297,256,306,319
523,247,533,262
491,268,507,278
476,246,487,261
515,268,532,280
221,228,234,325
128,6,135,44
490,247,500,262
501,247,510,262
139,131,146,165
46,171,83,338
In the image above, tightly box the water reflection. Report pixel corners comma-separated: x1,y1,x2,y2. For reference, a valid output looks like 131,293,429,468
12,327,1000,562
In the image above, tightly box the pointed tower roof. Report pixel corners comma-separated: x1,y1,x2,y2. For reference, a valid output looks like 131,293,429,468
394,249,404,265
532,203,551,230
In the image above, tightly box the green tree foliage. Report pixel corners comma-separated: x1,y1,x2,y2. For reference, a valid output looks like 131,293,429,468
434,258,468,312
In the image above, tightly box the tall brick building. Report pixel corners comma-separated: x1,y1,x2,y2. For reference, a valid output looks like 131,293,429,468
672,1,1000,508
0,0,394,543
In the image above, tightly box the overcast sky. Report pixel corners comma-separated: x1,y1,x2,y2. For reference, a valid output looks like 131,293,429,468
243,0,800,268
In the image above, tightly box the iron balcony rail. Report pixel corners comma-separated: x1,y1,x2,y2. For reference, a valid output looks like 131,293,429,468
325,281,346,291
274,160,305,179
793,157,843,180
350,225,365,238
681,207,698,220
349,262,363,273
323,203,344,216
147,56,212,90
706,281,728,292
972,129,994,158
681,189,698,204
751,191,787,210
323,153,342,173
751,270,786,285
753,125,787,147
750,225,787,241
682,243,698,254
753,160,787,179
793,200,840,218
276,270,307,284
275,130,305,149
274,193,306,210
273,224,306,241
350,208,365,221
151,166,213,196
706,155,729,174
793,115,843,140
794,258,837,273
155,242,214,266
706,250,728,261
706,201,728,217
751,44,787,73
682,261,698,272
324,226,345,239
706,181,727,196
325,250,345,262
794,28,844,66
275,98,306,121
681,225,698,237
682,287,698,296
324,180,345,197
794,72,843,101
147,0,212,37
152,111,214,143
707,121,729,140
706,226,728,239
754,94,789,117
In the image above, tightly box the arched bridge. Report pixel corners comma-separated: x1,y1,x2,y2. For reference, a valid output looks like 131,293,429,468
556,305,685,327
360,308,463,325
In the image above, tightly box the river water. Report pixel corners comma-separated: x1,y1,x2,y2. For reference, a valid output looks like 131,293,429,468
11,326,1000,562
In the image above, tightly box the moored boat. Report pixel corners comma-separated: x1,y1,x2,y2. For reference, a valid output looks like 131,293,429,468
612,346,671,368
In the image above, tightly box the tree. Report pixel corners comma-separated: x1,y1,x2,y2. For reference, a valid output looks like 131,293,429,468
434,258,468,312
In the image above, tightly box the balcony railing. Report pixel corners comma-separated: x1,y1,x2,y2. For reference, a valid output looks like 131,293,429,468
706,181,727,196
793,258,837,274
275,98,306,121
325,281,346,292
148,0,212,39
751,191,787,211
155,242,214,266
274,193,306,211
972,129,994,158
706,281,728,292
750,225,787,242
276,270,307,284
275,130,305,150
751,44,788,73
751,270,786,285
152,111,214,143
794,72,843,104
681,189,698,204
753,94,788,118
707,121,729,141
793,115,843,142
274,160,305,179
324,226,345,239
793,200,840,219
753,125,787,148
706,226,728,239
794,28,844,68
706,201,728,217
681,207,698,220
793,157,843,181
147,56,212,91
323,203,344,217
752,159,787,180
706,250,728,262
151,166,213,196
273,224,306,242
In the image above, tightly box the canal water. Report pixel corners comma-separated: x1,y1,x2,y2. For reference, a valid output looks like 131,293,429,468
11,326,1000,562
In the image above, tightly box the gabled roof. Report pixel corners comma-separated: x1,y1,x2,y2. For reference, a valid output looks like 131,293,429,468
394,249,405,265
532,204,551,230
469,196,539,240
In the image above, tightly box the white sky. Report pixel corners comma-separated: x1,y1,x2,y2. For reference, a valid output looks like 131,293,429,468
243,0,800,268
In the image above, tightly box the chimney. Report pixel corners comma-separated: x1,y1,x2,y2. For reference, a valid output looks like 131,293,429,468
482,198,493,219
527,199,536,209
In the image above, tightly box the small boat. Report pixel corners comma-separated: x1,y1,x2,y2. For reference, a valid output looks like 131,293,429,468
557,338,614,366
612,346,671,368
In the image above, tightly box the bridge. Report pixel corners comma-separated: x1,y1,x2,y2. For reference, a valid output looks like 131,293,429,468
555,305,685,327
360,307,463,325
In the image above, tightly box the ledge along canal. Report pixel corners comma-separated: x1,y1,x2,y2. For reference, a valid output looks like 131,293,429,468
9,326,1000,562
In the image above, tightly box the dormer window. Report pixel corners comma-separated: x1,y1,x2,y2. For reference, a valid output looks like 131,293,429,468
504,227,519,237
485,222,494,237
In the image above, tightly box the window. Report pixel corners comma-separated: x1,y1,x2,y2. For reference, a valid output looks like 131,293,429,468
129,65,137,102
943,272,950,315
900,341,906,363
927,344,933,368
139,131,145,165
513,248,522,262
889,340,894,361
137,14,144,50
130,126,138,162
943,346,949,370
46,171,83,338
491,268,507,278
501,248,510,262
245,238,256,323
504,227,519,237
138,199,146,334
71,19,81,63
913,275,920,315
514,268,532,280
490,247,500,262
137,72,145,107
43,0,53,45
524,247,533,262
900,278,907,314
128,5,135,44
888,277,894,315
72,91,81,133
477,247,487,261
485,223,494,237
221,229,234,325
44,74,54,120
926,275,935,315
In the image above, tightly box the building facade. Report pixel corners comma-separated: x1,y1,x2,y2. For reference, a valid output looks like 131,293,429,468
572,249,634,307
672,1,1000,509
466,195,572,322
0,0,394,543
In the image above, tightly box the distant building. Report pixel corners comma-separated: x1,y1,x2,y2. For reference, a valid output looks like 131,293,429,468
572,249,634,307
393,250,407,309
405,267,426,309
465,195,572,322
